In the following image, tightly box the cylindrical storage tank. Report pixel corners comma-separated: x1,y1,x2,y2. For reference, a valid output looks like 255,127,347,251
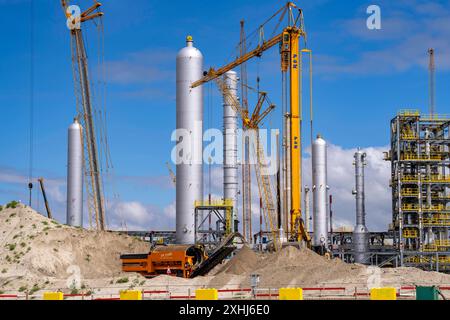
353,149,369,264
66,118,83,227
175,36,203,244
223,71,239,232
312,134,328,248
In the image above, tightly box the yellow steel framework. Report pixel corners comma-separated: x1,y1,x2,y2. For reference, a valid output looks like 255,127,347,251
403,228,419,238
388,110,450,271
195,199,233,235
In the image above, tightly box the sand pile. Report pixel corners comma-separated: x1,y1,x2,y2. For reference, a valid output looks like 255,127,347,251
208,245,365,288
0,202,149,292
214,245,259,275
207,245,450,289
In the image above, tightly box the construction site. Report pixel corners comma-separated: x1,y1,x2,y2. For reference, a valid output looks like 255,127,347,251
0,1,449,301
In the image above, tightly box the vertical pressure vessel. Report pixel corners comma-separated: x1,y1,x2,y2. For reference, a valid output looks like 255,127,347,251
353,149,369,264
175,36,203,244
312,134,328,248
67,118,83,227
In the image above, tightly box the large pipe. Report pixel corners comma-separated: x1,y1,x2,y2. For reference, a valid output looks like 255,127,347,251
352,148,369,264
223,71,239,232
67,118,83,227
175,36,203,244
304,185,310,232
312,134,328,249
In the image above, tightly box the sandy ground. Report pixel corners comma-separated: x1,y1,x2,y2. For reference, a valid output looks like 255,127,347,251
0,202,149,296
1,203,450,299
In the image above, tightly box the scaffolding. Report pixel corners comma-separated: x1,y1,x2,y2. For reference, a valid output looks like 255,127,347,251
387,110,450,271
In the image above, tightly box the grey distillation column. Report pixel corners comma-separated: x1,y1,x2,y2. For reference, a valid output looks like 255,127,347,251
67,118,84,227
352,149,369,263
175,36,203,244
312,135,328,248
223,71,239,232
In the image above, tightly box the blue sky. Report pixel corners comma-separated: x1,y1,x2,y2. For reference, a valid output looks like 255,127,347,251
0,0,449,231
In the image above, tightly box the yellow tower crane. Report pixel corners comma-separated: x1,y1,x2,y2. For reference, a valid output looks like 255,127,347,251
192,2,311,246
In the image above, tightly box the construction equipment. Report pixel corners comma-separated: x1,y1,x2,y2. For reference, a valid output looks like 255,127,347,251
120,233,243,278
61,1,106,230
37,178,52,219
239,20,252,244
217,74,280,250
191,2,311,246
120,244,207,278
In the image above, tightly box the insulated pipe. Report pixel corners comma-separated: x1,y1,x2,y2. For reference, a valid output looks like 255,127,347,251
175,36,203,244
223,71,239,232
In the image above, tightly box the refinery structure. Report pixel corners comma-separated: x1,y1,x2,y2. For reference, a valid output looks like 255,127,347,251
51,1,450,271
1,0,450,301
387,111,450,271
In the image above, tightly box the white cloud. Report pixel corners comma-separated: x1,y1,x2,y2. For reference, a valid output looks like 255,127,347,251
163,202,176,219
316,1,450,76
111,201,153,226
303,143,391,231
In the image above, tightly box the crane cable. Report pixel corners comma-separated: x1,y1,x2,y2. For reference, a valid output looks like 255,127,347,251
28,0,35,207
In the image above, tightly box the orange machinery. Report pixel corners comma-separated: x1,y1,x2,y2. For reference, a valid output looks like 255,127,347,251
120,244,207,278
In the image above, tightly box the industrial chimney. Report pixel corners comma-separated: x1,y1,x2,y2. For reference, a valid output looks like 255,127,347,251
66,118,83,227
175,36,204,244
352,149,369,264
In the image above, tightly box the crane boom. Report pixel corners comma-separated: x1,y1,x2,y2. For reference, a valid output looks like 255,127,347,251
62,1,106,230
192,33,284,88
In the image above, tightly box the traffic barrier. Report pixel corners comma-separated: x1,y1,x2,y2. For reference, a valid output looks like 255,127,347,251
43,292,64,300
370,288,397,300
120,290,142,300
195,288,218,300
279,288,303,300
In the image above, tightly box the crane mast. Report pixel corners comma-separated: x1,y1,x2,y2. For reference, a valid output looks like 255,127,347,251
62,1,106,230
240,20,252,244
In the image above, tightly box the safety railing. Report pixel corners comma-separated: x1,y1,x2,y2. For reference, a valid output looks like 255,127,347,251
403,228,419,238
401,153,444,161
402,204,420,211
401,133,418,140
400,188,419,197
420,114,450,121
194,199,233,207
398,110,420,117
